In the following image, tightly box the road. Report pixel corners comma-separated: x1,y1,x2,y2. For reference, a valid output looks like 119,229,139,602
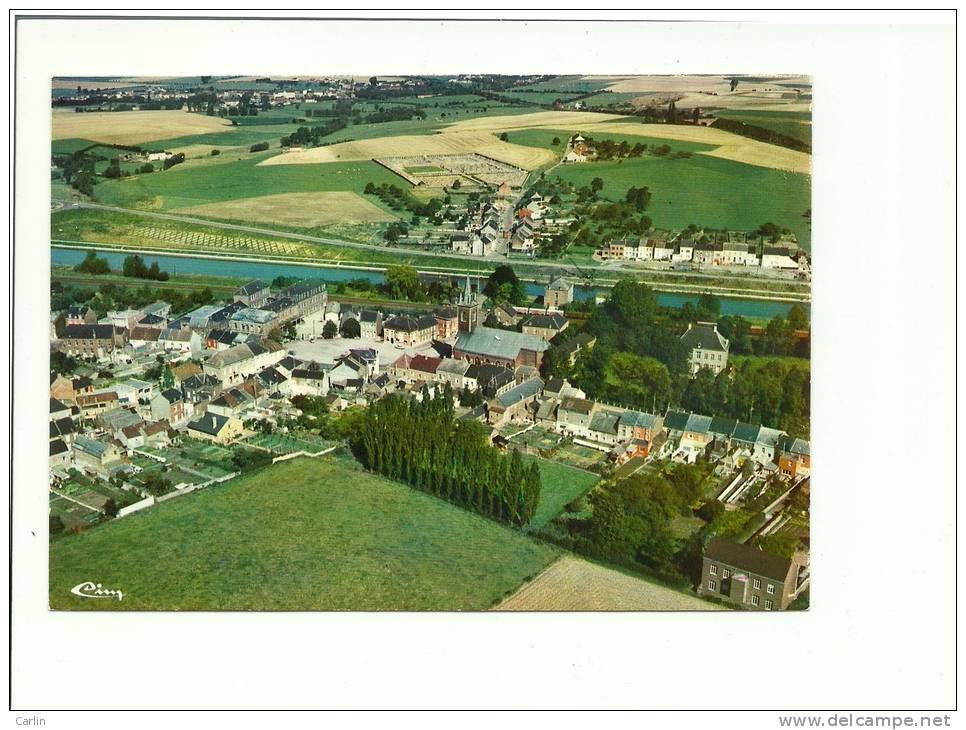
53,200,812,301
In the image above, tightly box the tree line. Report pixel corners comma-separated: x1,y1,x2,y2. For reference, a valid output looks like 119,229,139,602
350,388,542,527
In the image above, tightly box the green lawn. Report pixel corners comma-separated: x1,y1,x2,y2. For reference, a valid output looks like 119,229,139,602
49,456,560,610
525,455,599,529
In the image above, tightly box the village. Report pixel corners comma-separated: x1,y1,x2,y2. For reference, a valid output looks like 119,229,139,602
49,271,809,610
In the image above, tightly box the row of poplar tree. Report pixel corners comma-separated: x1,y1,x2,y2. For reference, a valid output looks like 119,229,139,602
350,385,542,527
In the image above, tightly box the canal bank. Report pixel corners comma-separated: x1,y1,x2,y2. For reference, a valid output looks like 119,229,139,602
51,245,805,320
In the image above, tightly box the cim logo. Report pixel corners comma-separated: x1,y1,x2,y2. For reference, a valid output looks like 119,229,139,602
71,581,123,602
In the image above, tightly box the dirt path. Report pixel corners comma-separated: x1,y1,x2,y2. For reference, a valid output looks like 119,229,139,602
495,555,723,611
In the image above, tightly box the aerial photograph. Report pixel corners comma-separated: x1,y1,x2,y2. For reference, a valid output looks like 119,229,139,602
47,73,811,611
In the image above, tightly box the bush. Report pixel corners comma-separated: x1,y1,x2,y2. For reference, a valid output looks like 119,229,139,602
249,142,269,153
210,149,220,156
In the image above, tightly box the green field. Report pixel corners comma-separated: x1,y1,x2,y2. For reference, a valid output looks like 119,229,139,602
507,126,811,248
551,151,811,249
525,456,599,529
88,157,406,212
714,109,812,146
49,457,560,610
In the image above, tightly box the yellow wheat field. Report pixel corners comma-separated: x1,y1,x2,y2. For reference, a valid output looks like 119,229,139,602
442,111,810,174
257,131,557,171
52,110,232,145
495,556,723,611
173,191,396,227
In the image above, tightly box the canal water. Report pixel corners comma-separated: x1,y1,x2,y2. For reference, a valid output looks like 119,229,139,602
51,246,798,320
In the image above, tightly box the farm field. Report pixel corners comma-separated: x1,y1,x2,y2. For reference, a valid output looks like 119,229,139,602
496,555,722,611
52,110,233,146
445,112,811,174
87,157,406,212
524,456,599,529
49,457,560,610
258,131,556,171
173,191,397,228
547,149,812,249
713,109,812,146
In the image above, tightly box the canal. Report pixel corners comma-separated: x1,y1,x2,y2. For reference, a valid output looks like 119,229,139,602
51,246,800,320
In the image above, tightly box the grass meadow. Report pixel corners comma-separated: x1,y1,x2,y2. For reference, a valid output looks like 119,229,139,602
510,127,811,249
525,456,600,529
49,456,560,610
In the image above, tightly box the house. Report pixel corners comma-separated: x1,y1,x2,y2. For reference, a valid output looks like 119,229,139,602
388,353,441,384
72,436,124,477
520,312,569,342
359,310,383,340
617,411,663,442
699,537,804,610
492,301,522,328
275,279,327,319
187,412,244,445
664,410,714,457
347,349,379,379
118,423,146,450
776,435,811,479
150,388,189,426
159,326,203,354
329,353,370,386
49,438,71,468
229,307,279,336
128,325,162,348
382,314,436,348
234,280,271,307
588,409,622,445
681,321,730,375
95,406,142,433
141,300,172,319
203,340,285,385
49,415,76,444
557,396,596,436
76,391,119,417
207,387,256,419
55,324,127,359
464,363,516,397
50,373,75,403
434,358,472,390
487,377,544,426
544,276,574,308
186,304,227,330
454,326,550,369
290,363,332,396
66,305,97,326
50,397,71,421
104,308,146,330
434,307,459,340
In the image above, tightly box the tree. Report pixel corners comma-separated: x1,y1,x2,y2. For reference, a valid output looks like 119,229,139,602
499,132,509,142
590,177,604,194
451,179,461,189
74,250,110,275
103,498,119,518
340,318,361,338
322,320,338,339
551,137,561,146
384,265,425,301
50,350,77,375
483,265,526,306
